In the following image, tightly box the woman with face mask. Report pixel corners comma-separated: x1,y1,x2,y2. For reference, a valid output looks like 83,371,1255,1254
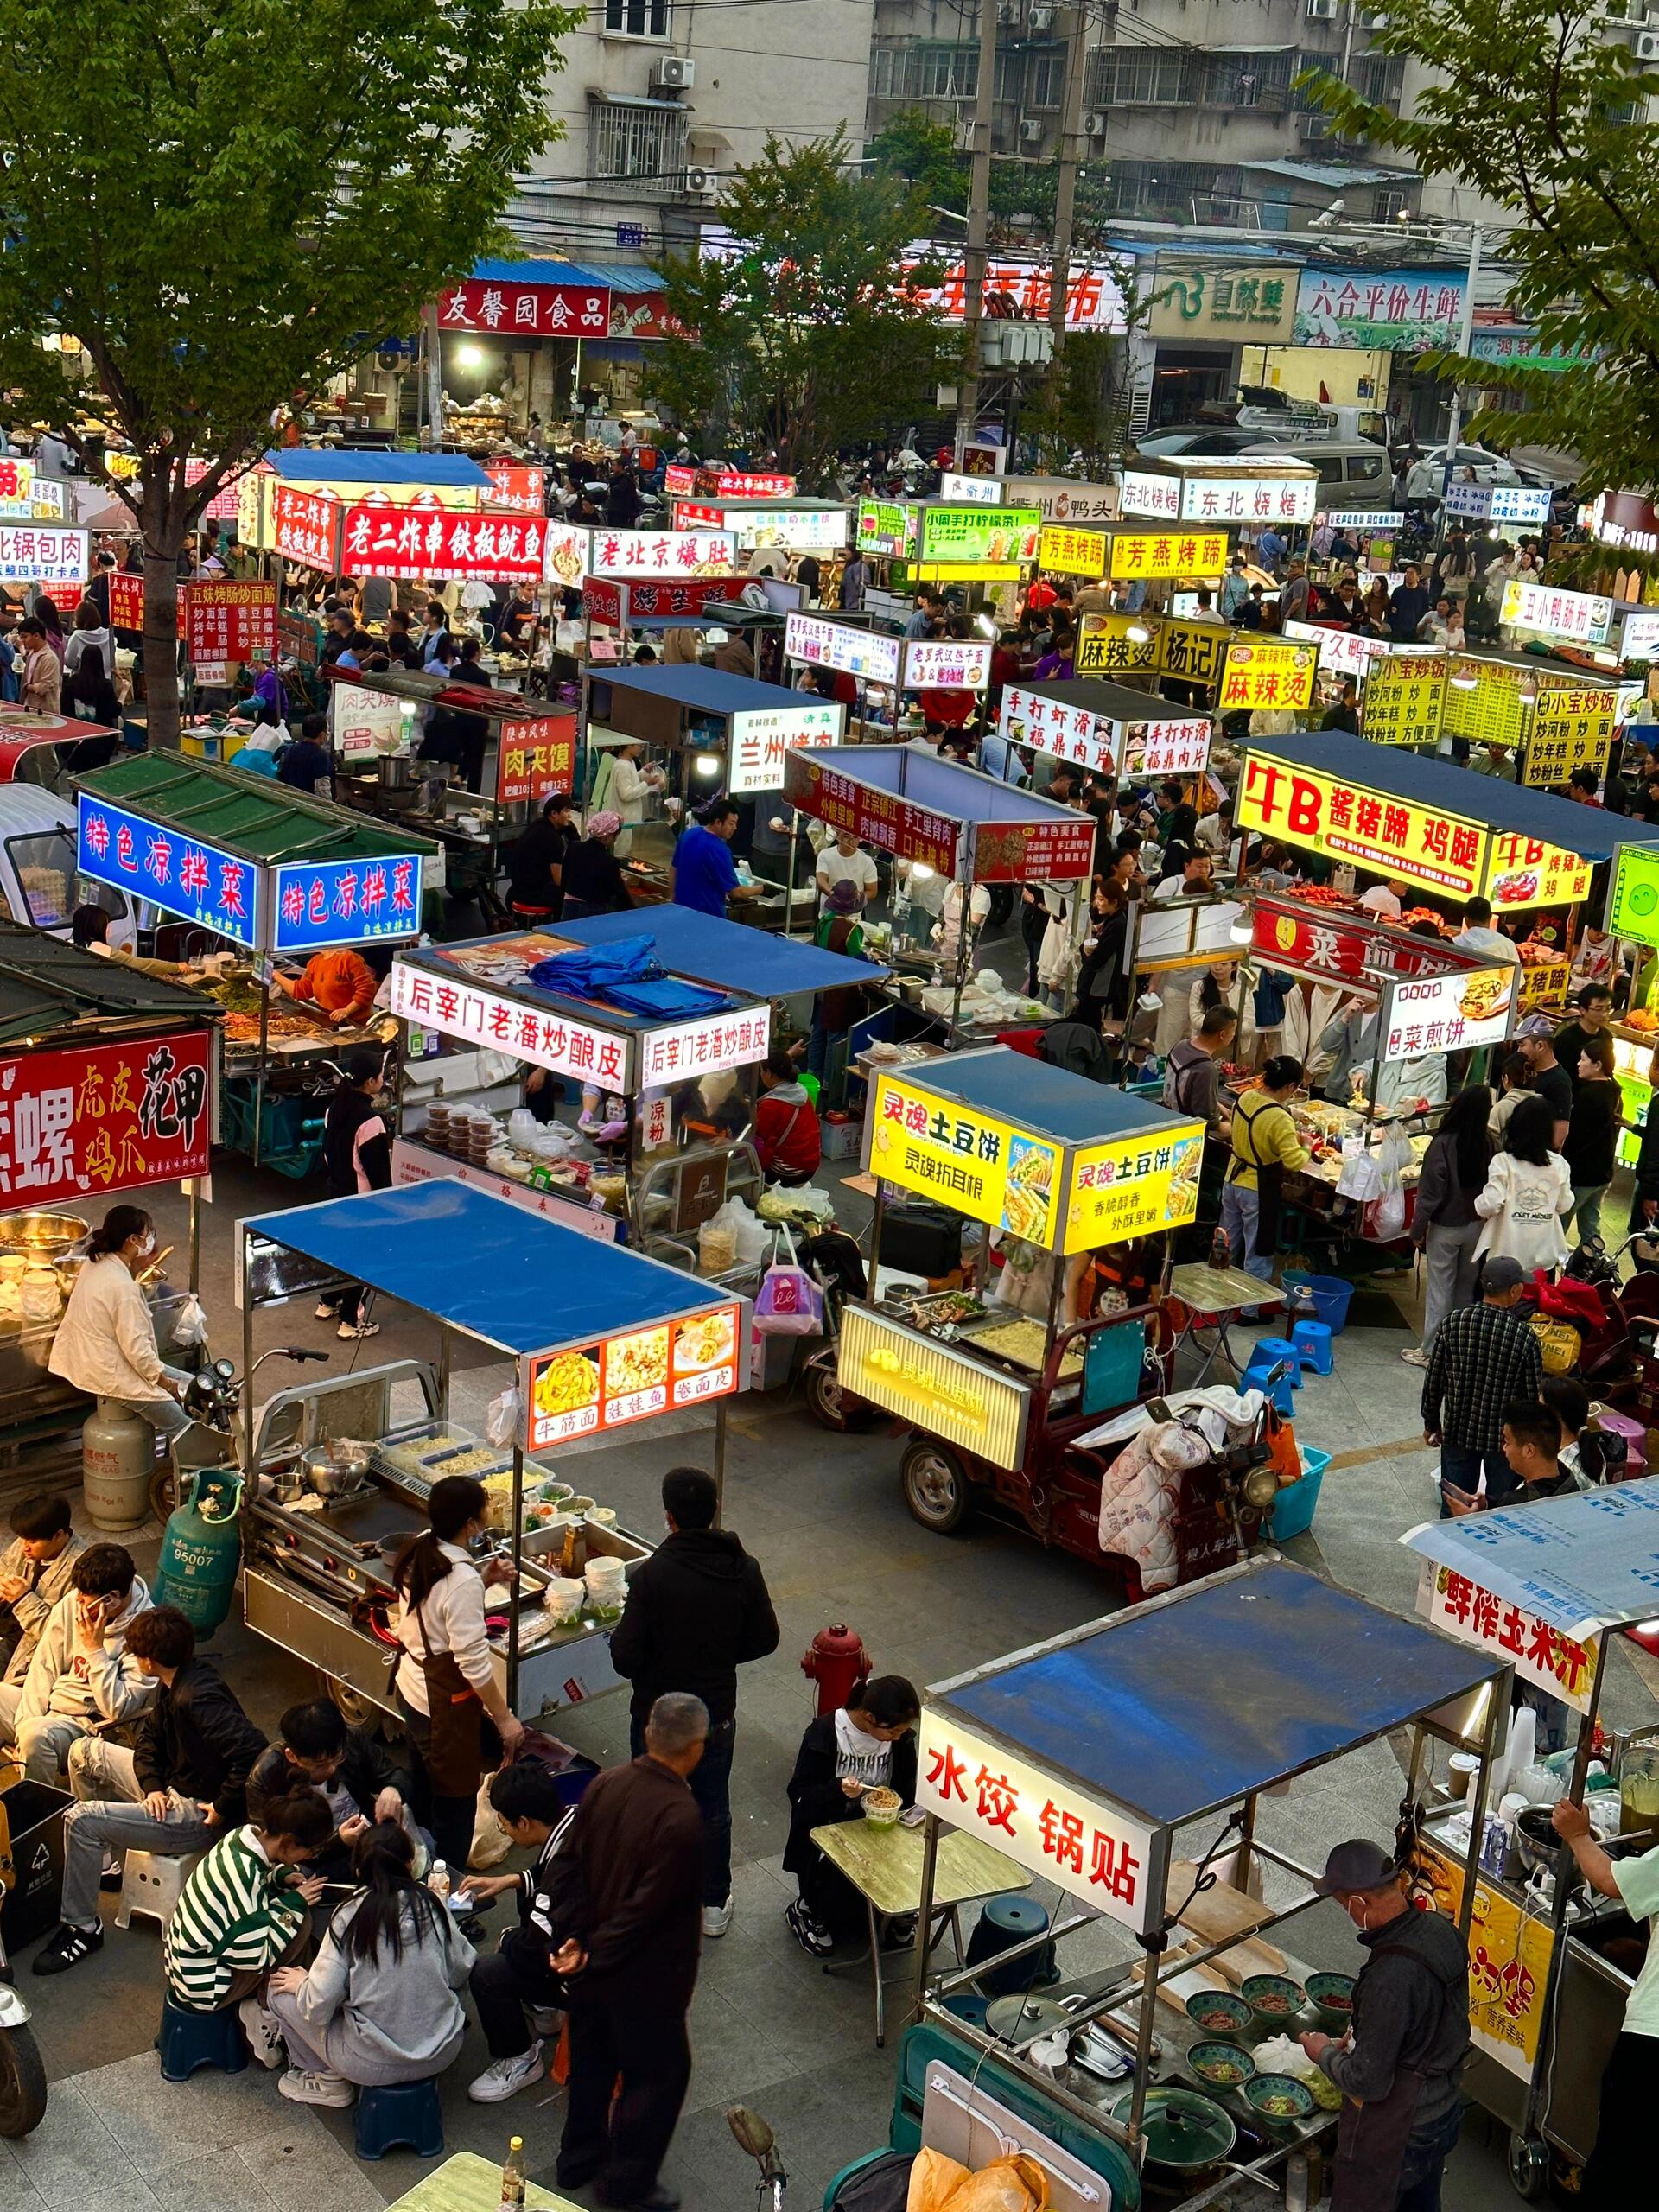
48,1205,194,1452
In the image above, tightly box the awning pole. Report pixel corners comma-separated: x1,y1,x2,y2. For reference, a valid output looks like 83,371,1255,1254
713,1396,728,1529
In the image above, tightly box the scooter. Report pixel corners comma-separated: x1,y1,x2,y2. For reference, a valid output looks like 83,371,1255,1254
0,1901,45,2137
150,1343,330,1524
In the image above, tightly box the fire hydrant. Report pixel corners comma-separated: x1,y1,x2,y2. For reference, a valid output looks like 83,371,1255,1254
801,1622,869,1715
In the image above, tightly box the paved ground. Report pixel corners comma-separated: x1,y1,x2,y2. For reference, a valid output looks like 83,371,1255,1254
7,1120,1652,2208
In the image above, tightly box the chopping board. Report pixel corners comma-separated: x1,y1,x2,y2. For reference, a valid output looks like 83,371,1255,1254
1165,1859,1287,1980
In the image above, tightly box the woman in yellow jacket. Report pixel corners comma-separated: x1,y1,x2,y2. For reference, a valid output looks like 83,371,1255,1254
1220,1055,1311,1282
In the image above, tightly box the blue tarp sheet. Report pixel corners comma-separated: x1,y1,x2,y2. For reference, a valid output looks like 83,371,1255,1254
244,1182,727,1357
263,451,493,488
547,907,890,994
525,937,734,1020
939,1562,1499,1828
1249,731,1659,864
1401,1475,1659,1637
899,1046,1192,1147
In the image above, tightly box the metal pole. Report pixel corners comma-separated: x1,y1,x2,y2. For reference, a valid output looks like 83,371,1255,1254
713,1397,728,1529
956,0,1000,452
253,980,270,1169
1435,226,1484,550
240,1225,255,1478
910,1810,943,2031
507,1441,524,1709
1044,6,1091,382
188,1185,201,1297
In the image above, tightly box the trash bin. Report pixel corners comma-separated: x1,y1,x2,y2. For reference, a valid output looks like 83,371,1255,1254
0,1777,73,1950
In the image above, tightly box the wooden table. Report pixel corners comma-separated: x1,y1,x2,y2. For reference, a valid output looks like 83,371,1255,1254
810,1817,1029,2045
384,2151,578,2212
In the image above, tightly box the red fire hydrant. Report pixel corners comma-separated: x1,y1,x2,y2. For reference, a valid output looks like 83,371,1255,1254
801,1623,869,1715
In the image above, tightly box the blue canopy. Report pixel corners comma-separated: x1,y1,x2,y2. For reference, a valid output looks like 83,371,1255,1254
935,1560,1502,1828
591,664,810,719
548,906,890,994
893,1045,1186,1147
244,1182,729,1357
1251,730,1659,865
263,450,493,488
1401,1475,1659,1637
798,743,1090,830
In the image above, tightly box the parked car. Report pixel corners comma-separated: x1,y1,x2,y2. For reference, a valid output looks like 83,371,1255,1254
1403,445,1522,503
1238,440,1394,510
0,785,136,947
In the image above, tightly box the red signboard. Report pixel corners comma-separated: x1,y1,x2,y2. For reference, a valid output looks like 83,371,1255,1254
668,467,798,500
785,753,960,878
972,816,1098,884
610,291,676,343
497,715,577,807
439,279,609,337
186,580,276,665
271,483,340,571
339,503,546,582
485,461,546,514
582,580,625,627
183,457,250,524
0,1031,213,1206
1250,900,1370,986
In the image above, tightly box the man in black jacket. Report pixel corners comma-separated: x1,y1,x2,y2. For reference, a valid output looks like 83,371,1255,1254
607,1465,778,1939
461,1758,577,2105
35,1606,267,1975
244,1697,411,1880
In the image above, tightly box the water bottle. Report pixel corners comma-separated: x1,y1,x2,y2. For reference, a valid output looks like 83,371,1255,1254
427,1859,450,1904
1210,1226,1230,1269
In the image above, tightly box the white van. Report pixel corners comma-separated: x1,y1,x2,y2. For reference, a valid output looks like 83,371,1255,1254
0,785,137,947
1240,440,1394,511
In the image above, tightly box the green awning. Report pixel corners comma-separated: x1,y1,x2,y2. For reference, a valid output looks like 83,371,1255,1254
0,918,218,1051
73,753,440,868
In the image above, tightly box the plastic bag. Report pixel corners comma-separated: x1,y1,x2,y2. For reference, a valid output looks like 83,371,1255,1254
940,2155,1050,2212
1370,1126,1414,1243
467,1776,511,1871
908,2151,970,2212
753,1226,824,1337
1335,1150,1382,1203
710,1195,767,1265
486,1386,523,1449
171,1294,209,1349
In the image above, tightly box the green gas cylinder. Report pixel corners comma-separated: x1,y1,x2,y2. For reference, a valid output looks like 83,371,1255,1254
152,1469,244,1636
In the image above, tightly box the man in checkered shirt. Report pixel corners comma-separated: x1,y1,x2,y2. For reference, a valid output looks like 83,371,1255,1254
1421,1255,1541,1512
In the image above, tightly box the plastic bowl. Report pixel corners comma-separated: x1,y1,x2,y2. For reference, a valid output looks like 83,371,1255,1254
1185,1990,1255,2037
1187,2041,1256,2089
860,1789,904,1827
1243,2073,1316,2126
1305,1972,1356,2032
1241,1974,1306,2031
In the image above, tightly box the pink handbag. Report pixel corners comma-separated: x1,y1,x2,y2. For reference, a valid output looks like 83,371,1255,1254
752,1225,824,1336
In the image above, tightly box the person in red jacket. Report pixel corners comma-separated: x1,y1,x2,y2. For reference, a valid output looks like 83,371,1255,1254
753,1049,821,1185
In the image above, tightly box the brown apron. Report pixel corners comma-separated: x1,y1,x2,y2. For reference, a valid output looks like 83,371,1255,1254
1331,2059,1428,2212
413,1591,497,1798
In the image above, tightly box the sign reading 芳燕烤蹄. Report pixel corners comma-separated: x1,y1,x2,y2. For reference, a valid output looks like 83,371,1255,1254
1039,524,1109,578
1108,531,1229,582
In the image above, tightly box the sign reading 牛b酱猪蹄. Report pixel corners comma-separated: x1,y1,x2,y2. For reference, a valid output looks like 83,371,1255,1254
728,700,844,795
1219,639,1317,715
272,855,422,953
1382,967,1516,1065
497,716,577,808
77,791,261,945
1522,686,1617,789
0,1032,213,1207
1109,531,1228,582
917,1708,1158,1936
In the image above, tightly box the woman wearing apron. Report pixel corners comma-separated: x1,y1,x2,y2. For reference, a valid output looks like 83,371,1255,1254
392,1476,524,1873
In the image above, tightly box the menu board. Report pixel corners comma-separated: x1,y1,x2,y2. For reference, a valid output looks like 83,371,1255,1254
1363,652,1447,748
855,500,918,560
1157,617,1228,689
1108,531,1229,582
524,1300,743,1448
784,750,960,875
1440,657,1532,750
1382,967,1515,1064
971,816,1098,883
999,687,1116,776
837,1306,1031,1472
1119,714,1212,779
868,1071,1060,1247
1521,685,1617,789
1219,639,1317,714
1238,751,1487,900
784,612,901,689
1061,1122,1205,1252
1075,613,1160,679
916,505,1041,581
1484,832,1594,912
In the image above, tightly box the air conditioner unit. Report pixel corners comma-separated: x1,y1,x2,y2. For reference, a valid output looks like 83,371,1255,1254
1636,23,1659,50
652,54,695,90
1028,3,1054,26
1358,7,1389,22
996,1,1020,20
1297,111,1333,140
1084,111,1107,137
684,165,717,197
1305,0,1336,17
1018,118,1046,142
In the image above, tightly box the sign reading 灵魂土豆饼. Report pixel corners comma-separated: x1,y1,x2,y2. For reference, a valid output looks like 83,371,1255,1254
1061,1122,1205,1253
868,1070,1060,1246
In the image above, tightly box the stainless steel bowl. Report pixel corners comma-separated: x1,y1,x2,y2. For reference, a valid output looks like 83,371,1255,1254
0,1211,89,1259
302,1441,373,1497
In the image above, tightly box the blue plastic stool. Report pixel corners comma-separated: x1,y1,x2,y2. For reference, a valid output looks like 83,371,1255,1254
1239,1358,1296,1416
1249,1335,1304,1386
1291,1319,1334,1376
965,1894,1058,1995
354,2077,445,2162
156,1996,247,2082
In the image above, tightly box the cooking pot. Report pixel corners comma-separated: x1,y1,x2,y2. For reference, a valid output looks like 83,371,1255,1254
380,756,420,792
302,1440,373,1497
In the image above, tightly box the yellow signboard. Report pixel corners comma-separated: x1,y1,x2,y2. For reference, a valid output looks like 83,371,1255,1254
1411,1834,1554,2083
1219,639,1317,715
1522,684,1618,789
1108,530,1230,582
1157,617,1228,689
1076,613,1161,679
1039,524,1109,578
836,1306,1030,1469
869,1071,1060,1246
1061,1123,1205,1253
1484,830,1594,911
1362,652,1447,748
1517,958,1571,1017
1238,750,1487,899
1440,658,1531,749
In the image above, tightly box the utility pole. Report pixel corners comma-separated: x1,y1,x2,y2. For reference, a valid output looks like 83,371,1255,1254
956,0,1001,454
1045,3,1090,377
1435,223,1483,554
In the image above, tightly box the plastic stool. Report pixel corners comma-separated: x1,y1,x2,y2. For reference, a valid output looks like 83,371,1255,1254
354,2077,445,2162
117,1848,204,1932
1290,1319,1334,1376
1249,1336,1304,1386
964,1894,1057,1995
1239,1358,1296,1416
156,1995,247,2082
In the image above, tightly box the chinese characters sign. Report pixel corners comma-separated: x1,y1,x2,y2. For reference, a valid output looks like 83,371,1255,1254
587,529,735,579
855,501,918,560
1175,474,1317,527
1157,617,1228,690
485,462,547,514
1417,1559,1597,1716
186,581,276,666
1484,831,1593,912
784,752,960,877
1283,619,1393,685
664,466,797,499
1521,685,1616,789
1499,580,1612,645
1000,686,1117,778
524,1300,743,1452
901,255,1129,334
917,1709,1157,1935
1038,524,1109,577
77,792,261,946
0,458,38,517
1362,652,1448,749
1412,1833,1554,2083
1444,482,1553,524
1382,968,1515,1065
1147,263,1296,343
784,613,902,689
1237,753,1487,899
271,855,422,953
1062,1122,1205,1253
391,960,635,1089
869,1071,1060,1246
0,525,86,587
1075,614,1160,680
1108,531,1228,582
1120,713,1212,779
1609,843,1659,948
671,500,847,551
637,1006,771,1087
837,1306,1030,1471
728,701,844,795
439,278,608,335
271,485,338,571
972,816,1098,884
1220,639,1317,715
0,1033,212,1205
332,683,410,762
1251,901,1370,987
497,715,576,808
1116,470,1182,523
1294,266,1466,352
341,503,546,582
916,505,1041,582
902,639,992,692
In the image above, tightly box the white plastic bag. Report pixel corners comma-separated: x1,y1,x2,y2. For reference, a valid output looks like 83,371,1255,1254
709,1195,768,1265
1335,1150,1382,1203
486,1385,523,1449
171,1294,209,1348
1370,1125,1414,1243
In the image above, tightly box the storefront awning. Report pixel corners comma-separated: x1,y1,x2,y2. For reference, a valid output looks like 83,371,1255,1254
263,450,493,489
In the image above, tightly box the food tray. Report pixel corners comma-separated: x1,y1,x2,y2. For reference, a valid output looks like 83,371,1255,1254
956,1313,1083,1376
372,1418,500,1494
906,1291,988,1328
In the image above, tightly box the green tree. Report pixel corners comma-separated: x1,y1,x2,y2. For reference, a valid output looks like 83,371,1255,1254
651,130,961,486
0,0,577,745
868,110,969,212
1020,332,1135,475
1303,6,1659,492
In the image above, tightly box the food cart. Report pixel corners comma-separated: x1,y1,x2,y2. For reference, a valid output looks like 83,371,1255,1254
997,677,1211,792
236,1179,747,1721
1605,840,1659,1166
781,611,992,746
854,498,1043,613
1429,651,1619,785
1398,1481,1659,2199
386,907,886,1271
0,921,219,1505
837,1559,1509,2211
72,753,438,1173
831,1045,1255,1591
0,707,124,793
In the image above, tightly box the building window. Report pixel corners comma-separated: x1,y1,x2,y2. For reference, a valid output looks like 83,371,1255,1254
589,99,688,194
1353,52,1405,108
1026,43,1065,109
604,0,671,35
1108,48,1192,105
1373,187,1412,222
870,41,978,101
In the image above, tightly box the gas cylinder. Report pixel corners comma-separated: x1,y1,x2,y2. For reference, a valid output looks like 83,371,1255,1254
152,1469,244,1637
81,1397,156,1531
801,1622,869,1715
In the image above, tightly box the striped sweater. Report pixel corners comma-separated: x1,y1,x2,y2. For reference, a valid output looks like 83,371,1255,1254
163,1826,306,2012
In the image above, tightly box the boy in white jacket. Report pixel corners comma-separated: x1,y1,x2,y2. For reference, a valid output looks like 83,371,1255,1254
0,1543,154,1783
